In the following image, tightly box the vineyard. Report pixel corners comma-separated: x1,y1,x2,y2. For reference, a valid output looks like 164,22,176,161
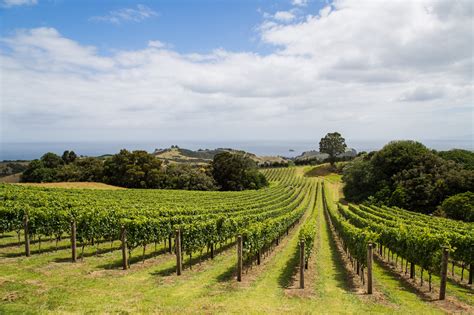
0,167,472,313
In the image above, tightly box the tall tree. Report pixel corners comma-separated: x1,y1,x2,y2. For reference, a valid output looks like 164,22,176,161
319,132,347,167
212,152,268,191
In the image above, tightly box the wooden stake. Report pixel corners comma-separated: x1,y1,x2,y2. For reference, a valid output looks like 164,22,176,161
439,247,449,300
300,241,305,289
23,213,30,257
71,220,77,262
210,243,214,259
176,229,182,275
367,243,373,294
121,226,128,270
257,250,261,265
410,262,415,279
237,235,242,282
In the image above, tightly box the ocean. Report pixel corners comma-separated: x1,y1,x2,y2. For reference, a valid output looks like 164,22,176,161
0,139,472,161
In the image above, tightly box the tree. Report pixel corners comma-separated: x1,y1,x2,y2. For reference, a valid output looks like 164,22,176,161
41,152,63,168
437,149,474,170
342,156,378,202
103,149,163,188
21,153,63,182
212,152,268,191
161,164,216,190
62,150,78,164
319,132,347,167
342,140,474,214
440,192,474,222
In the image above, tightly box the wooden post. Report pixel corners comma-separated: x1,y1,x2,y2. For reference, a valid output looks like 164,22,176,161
71,220,77,262
176,229,182,275
237,235,242,282
439,247,449,300
300,241,305,289
410,262,415,279
367,243,373,294
257,250,261,265
121,226,128,270
210,243,214,259
23,213,30,257
356,260,360,275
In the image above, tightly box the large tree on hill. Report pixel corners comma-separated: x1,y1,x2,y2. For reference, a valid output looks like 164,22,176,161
212,152,268,191
103,149,163,188
319,132,347,167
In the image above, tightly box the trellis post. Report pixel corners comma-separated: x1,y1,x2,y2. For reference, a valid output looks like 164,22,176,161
367,243,373,294
300,241,305,289
237,235,242,282
439,247,449,300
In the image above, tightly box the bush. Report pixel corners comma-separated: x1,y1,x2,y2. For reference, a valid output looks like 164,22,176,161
440,192,474,222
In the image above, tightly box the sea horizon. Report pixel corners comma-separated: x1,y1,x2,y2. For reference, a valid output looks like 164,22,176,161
1,139,472,161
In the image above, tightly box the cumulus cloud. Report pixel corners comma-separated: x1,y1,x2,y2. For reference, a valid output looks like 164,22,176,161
90,4,158,24
292,0,308,7
1,0,36,7
1,0,472,143
274,11,296,22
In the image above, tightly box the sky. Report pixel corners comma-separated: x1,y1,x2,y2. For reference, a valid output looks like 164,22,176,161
0,0,473,147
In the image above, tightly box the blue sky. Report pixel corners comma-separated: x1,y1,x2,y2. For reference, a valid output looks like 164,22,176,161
1,0,325,54
0,0,472,148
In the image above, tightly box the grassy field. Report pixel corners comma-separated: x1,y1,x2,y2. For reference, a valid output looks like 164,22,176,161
0,166,472,314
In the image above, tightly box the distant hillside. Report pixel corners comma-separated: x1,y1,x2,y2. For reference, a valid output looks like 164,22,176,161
152,146,288,166
0,173,22,183
294,148,357,161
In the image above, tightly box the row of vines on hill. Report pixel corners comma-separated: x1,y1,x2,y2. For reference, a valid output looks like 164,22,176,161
322,180,473,297
0,168,314,269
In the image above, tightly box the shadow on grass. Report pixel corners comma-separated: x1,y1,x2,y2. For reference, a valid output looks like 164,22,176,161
97,246,170,269
447,276,474,293
277,241,300,288
53,245,123,263
1,243,72,257
152,242,236,278
324,211,356,292
373,255,435,302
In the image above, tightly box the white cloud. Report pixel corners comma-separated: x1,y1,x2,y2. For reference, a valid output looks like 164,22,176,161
1,0,37,7
274,11,296,22
292,0,308,7
91,4,158,24
1,0,472,144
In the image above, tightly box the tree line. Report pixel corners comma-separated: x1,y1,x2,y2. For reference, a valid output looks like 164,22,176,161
342,140,473,222
21,150,268,191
